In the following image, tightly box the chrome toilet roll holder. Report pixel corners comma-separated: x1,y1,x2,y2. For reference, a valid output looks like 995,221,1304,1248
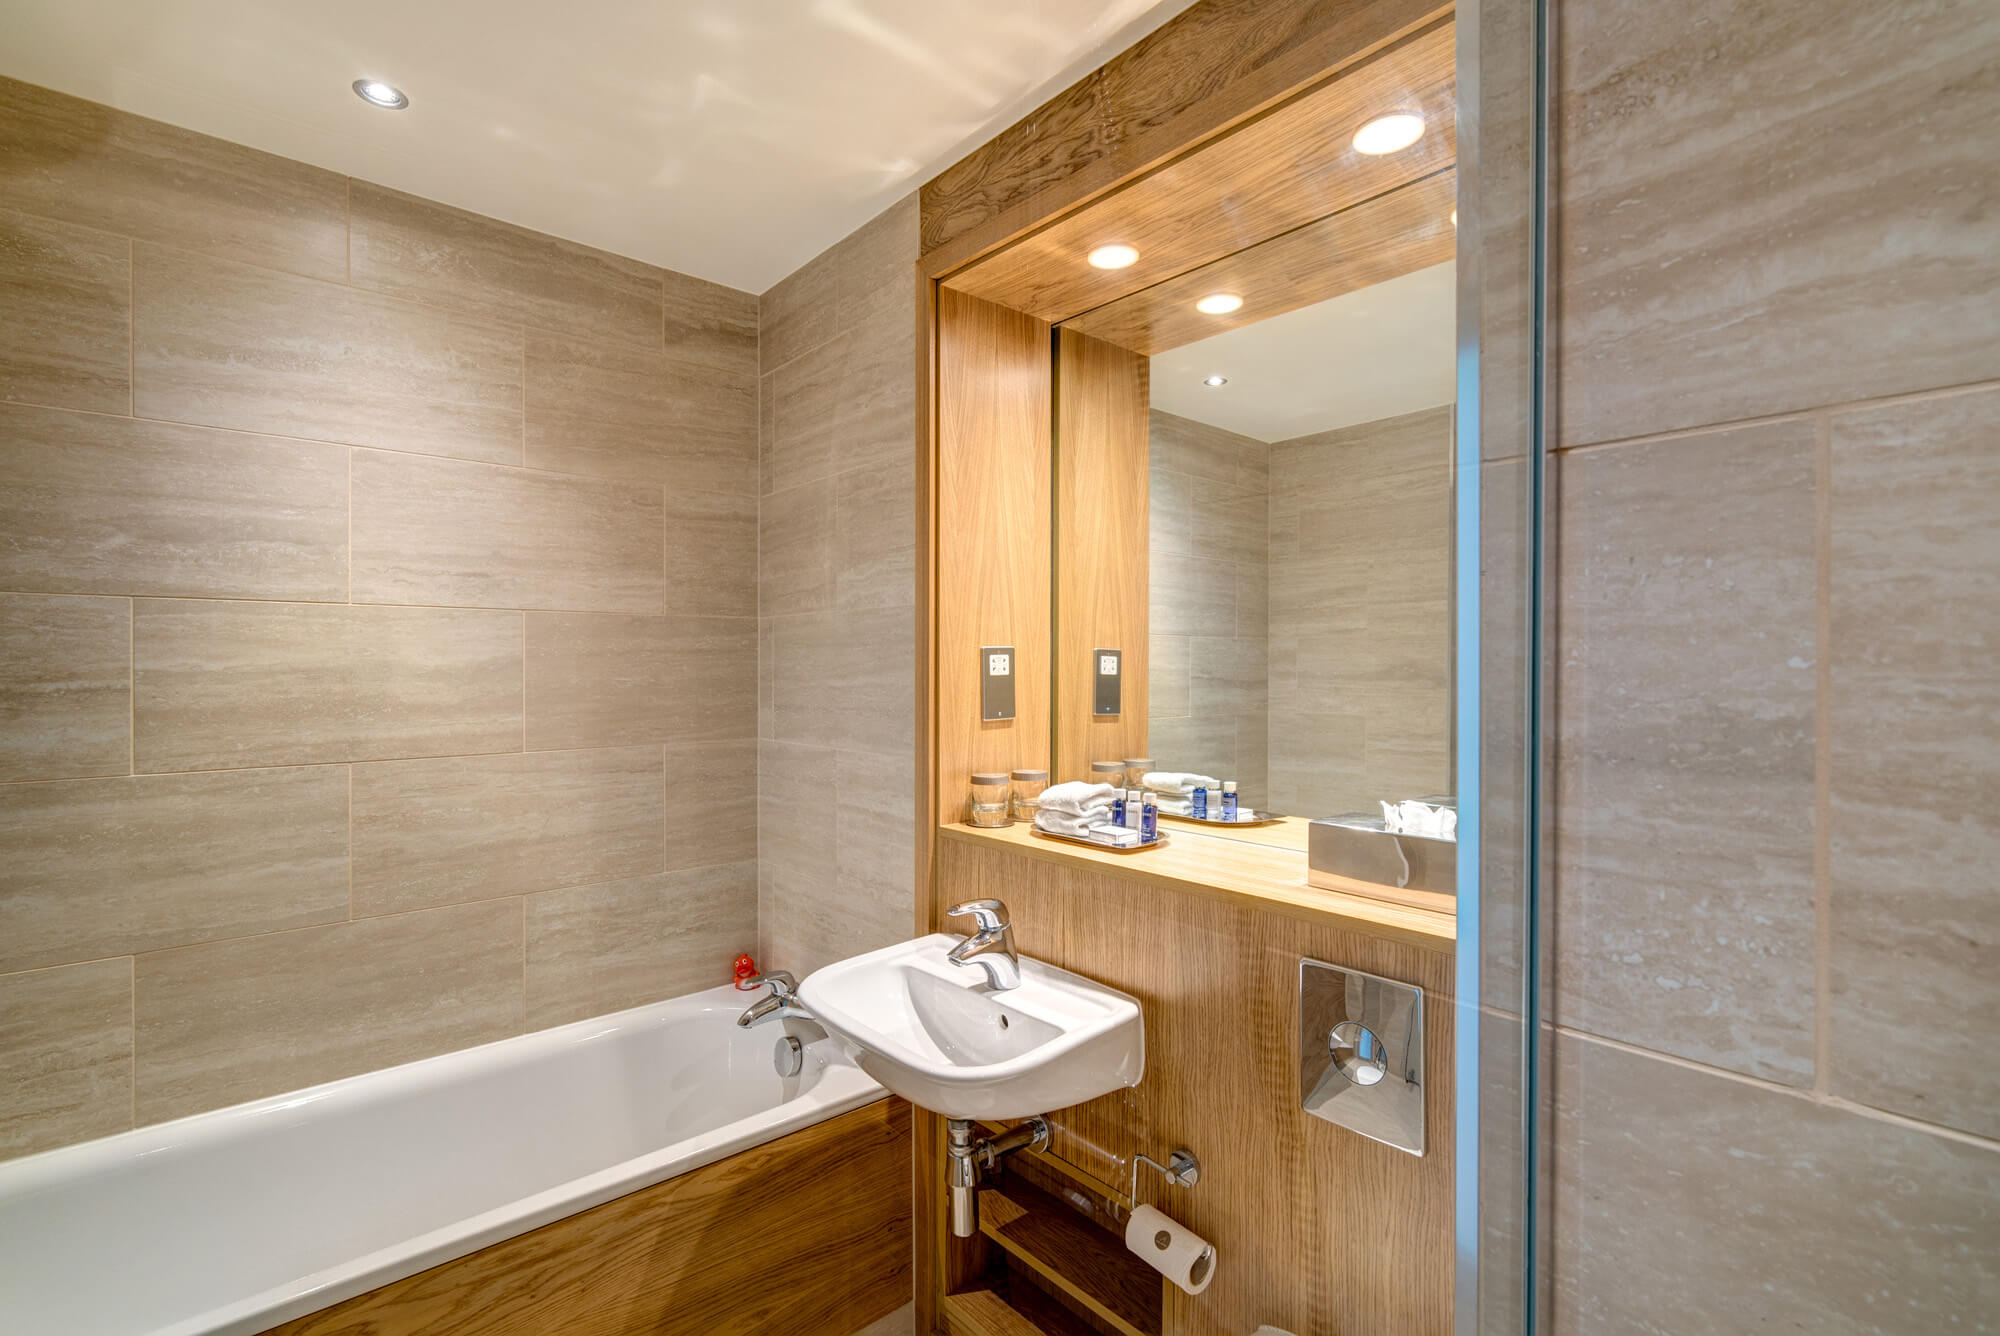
1123,1146,1201,1208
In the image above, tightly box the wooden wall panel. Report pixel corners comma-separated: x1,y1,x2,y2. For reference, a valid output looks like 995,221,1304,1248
935,288,1054,822
264,1099,912,1336
919,0,1450,261
938,19,1455,325
1054,330,1150,784
933,840,1452,1336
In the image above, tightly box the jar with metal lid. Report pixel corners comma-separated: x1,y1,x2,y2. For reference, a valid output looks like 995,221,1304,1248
1089,760,1125,788
969,773,1011,827
1124,756,1154,790
1010,768,1049,822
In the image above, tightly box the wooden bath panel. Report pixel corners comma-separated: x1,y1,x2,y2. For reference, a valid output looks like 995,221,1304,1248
263,1097,912,1336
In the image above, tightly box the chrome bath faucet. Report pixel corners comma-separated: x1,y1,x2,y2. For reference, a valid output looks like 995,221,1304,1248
946,899,1021,991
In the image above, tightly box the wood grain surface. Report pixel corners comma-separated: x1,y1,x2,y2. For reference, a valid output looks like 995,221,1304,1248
263,1098,912,1336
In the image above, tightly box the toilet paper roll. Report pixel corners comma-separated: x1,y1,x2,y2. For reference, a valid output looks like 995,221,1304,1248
1124,1203,1216,1296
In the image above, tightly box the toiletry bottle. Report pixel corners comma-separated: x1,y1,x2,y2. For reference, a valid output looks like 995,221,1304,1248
1123,788,1143,829
1191,781,1209,820
1110,789,1127,826
1140,792,1158,842
1222,780,1238,820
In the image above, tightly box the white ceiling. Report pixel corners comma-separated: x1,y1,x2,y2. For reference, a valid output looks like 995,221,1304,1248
1150,261,1458,443
0,0,1197,292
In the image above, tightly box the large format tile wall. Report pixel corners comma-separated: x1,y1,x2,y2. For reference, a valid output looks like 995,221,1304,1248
1147,409,1270,805
755,196,919,978
1268,405,1453,818
1550,0,2000,1327
0,77,762,1158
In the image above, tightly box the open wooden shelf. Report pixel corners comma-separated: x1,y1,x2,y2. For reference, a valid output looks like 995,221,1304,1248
940,820,1455,951
942,1282,1101,1336
976,1176,1162,1336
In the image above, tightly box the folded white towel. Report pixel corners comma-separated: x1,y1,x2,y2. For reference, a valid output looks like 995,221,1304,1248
1155,796,1193,817
1035,809,1103,837
1142,771,1220,796
1036,780,1117,817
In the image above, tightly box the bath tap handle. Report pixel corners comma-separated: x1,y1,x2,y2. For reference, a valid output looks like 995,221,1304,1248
746,970,797,999
947,899,1010,933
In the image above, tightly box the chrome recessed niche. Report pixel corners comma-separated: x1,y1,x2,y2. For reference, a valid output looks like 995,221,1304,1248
1299,958,1425,1155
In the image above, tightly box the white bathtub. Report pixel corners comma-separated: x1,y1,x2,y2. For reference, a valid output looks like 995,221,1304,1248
0,984,883,1336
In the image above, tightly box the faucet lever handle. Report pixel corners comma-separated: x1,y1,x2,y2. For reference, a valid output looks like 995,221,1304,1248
947,898,1010,933
746,969,797,998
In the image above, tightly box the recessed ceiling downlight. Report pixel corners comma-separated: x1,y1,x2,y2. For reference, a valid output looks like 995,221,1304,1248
1203,374,1228,388
1087,244,1139,270
1352,112,1424,155
353,79,409,110
1195,293,1244,315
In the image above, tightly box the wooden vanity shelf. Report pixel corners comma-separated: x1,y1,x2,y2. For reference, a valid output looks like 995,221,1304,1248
941,1150,1164,1336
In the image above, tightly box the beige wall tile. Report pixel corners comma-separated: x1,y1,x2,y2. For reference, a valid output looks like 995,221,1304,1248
1552,1031,2000,1335
1150,634,1190,720
662,268,759,379
764,299,914,495
834,748,916,941
757,739,841,974
0,403,348,600
0,77,348,282
134,899,524,1124
1829,387,2000,1137
0,959,132,1160
1557,0,2000,447
133,600,523,771
1553,422,1818,1084
0,766,348,974
663,739,757,870
133,245,523,465
1269,405,1452,485
663,487,755,618
522,329,756,493
352,747,665,918
757,479,834,617
525,612,754,750
348,181,663,347
0,593,129,783
0,211,129,413
1150,410,1268,491
758,192,917,375
770,608,913,756
836,463,916,613
350,450,664,614
524,862,756,1030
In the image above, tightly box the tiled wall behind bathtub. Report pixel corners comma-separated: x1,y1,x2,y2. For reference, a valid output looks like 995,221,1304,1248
754,196,920,979
0,76,763,1157
1549,0,2000,1327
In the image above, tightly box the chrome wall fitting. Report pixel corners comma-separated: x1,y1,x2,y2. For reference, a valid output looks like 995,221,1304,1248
1299,958,1425,1155
1126,1147,1202,1205
945,1116,1051,1237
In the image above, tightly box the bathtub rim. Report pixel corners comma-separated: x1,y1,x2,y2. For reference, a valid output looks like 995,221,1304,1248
0,983,887,1336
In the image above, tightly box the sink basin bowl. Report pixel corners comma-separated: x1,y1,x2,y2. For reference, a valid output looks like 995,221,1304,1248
798,934,1144,1120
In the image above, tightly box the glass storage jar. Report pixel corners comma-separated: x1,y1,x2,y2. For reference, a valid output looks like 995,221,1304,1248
969,772,1012,827
1010,769,1049,822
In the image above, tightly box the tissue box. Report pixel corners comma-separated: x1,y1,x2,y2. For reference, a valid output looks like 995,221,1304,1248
1307,814,1456,914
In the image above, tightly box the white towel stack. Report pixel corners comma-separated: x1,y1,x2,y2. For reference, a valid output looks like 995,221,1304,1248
1141,771,1220,797
1032,781,1118,839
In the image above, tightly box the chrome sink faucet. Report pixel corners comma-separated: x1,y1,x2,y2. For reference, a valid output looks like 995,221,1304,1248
946,899,1021,991
735,970,806,1027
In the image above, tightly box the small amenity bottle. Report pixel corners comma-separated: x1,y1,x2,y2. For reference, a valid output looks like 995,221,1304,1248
1222,780,1238,820
1140,792,1159,841
1191,781,1209,819
1110,789,1127,825
1123,788,1143,829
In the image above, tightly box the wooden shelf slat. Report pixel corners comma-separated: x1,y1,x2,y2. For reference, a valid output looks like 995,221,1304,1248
977,1177,1162,1336
943,1284,1102,1336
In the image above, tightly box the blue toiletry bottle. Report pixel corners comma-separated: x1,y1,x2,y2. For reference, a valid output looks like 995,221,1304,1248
1191,783,1208,819
1222,780,1238,820
1110,790,1126,825
1140,792,1158,841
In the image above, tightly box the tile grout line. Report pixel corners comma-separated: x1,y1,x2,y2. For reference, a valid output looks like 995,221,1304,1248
1554,375,2000,456
346,764,355,922
1812,413,1834,1095
126,235,135,416
1556,1025,2000,1154
127,598,135,776
128,954,137,1131
0,588,758,620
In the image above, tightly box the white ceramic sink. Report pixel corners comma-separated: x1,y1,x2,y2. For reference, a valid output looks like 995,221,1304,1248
798,934,1144,1120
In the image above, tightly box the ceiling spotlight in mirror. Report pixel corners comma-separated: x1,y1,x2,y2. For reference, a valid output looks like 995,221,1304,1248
1195,293,1244,315
1351,112,1423,155
1088,244,1139,269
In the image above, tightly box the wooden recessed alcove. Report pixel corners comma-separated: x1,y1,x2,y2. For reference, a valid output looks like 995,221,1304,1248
913,2,1461,1332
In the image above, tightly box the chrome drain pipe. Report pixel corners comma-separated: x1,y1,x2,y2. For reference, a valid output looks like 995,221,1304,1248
945,1116,1050,1238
